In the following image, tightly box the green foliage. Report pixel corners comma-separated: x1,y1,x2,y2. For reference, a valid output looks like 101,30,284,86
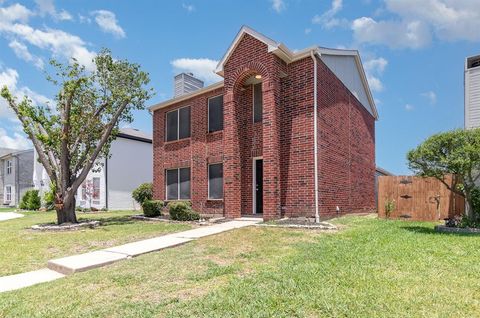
384,199,395,219
132,183,153,205
168,201,200,221
19,190,41,211
407,128,480,219
142,200,163,217
43,183,56,210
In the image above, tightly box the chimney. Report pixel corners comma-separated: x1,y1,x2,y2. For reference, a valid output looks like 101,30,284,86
174,73,204,97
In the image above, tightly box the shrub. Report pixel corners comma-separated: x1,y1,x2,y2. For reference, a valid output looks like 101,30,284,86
168,201,200,221
384,199,395,219
43,183,55,210
142,200,163,217
132,183,153,205
19,190,41,211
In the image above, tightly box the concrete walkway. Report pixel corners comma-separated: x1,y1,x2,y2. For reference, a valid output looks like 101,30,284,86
0,212,24,222
0,217,260,293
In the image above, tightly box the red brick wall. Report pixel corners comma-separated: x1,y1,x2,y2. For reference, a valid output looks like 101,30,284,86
316,56,376,217
152,34,375,220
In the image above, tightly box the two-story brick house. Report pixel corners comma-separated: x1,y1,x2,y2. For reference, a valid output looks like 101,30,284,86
150,26,378,221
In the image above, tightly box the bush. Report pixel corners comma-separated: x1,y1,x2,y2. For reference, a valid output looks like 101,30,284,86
168,201,200,221
142,200,163,217
19,190,41,211
43,183,55,210
132,183,153,205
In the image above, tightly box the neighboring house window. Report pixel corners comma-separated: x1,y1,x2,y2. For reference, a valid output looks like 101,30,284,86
166,168,191,200
92,177,100,200
81,183,87,201
6,160,12,175
208,95,223,133
208,163,223,200
253,83,263,123
5,186,12,202
166,106,191,141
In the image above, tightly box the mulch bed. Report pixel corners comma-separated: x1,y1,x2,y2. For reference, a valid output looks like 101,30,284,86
434,225,480,234
258,217,337,230
31,220,100,231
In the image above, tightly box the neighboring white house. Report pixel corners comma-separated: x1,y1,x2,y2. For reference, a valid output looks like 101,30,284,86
33,128,152,210
465,54,480,129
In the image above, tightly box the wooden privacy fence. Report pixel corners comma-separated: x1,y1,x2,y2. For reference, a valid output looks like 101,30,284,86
377,175,464,221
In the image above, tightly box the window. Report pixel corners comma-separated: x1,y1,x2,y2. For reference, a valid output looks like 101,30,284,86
253,83,263,123
81,183,87,200
6,160,12,175
208,95,223,132
208,163,223,200
5,186,12,202
92,177,100,200
166,106,191,141
166,167,191,200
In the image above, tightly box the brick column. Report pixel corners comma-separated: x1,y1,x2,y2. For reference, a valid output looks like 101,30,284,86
262,79,282,220
223,90,242,218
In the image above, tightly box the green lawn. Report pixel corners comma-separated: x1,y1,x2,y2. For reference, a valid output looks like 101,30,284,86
0,210,191,276
1,214,480,317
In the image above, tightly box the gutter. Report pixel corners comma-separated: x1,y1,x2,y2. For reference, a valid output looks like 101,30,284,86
310,51,320,223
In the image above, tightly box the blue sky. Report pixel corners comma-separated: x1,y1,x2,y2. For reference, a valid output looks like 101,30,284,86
0,0,478,175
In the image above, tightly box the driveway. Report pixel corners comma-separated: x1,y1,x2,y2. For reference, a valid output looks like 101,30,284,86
0,212,24,222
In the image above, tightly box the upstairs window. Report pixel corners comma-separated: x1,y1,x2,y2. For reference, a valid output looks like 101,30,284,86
208,95,224,133
166,167,191,200
166,106,191,142
253,83,263,123
6,160,12,175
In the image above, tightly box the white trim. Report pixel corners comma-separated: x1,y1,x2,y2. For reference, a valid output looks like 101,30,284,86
311,51,320,224
207,94,224,133
165,167,191,201
6,160,12,175
4,185,12,203
165,105,191,142
150,81,223,112
252,157,263,214
207,163,224,200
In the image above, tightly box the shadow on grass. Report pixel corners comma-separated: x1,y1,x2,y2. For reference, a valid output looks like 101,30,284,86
402,226,480,237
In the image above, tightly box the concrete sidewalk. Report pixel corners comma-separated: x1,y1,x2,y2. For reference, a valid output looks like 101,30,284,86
0,217,261,293
0,212,24,222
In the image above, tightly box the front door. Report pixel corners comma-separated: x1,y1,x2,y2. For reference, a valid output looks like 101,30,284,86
254,159,263,214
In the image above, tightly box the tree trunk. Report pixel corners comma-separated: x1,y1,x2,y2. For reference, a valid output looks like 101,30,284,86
55,196,77,224
465,196,474,219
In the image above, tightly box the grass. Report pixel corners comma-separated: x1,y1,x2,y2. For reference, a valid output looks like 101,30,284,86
0,210,191,276
1,215,480,317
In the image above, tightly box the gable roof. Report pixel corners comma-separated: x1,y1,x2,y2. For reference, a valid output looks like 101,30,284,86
150,26,378,119
117,128,152,143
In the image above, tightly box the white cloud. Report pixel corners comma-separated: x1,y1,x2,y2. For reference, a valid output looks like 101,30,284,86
352,0,480,49
304,28,312,34
363,57,388,92
35,0,72,21
270,0,285,13
8,40,44,69
0,127,30,150
312,0,348,29
182,3,195,12
91,10,126,39
78,14,91,24
405,104,414,111
421,90,437,105
0,3,33,23
171,58,222,83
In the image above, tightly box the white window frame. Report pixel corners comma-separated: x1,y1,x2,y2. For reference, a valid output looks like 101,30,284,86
6,160,12,175
5,185,12,203
165,167,191,201
207,94,224,133
92,177,101,200
165,105,191,142
208,163,224,200
253,83,263,123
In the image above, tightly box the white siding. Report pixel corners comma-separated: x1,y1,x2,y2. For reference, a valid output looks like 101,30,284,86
106,138,152,210
465,66,480,129
320,54,373,116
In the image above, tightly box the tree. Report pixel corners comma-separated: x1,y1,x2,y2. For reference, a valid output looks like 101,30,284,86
407,128,480,219
1,49,153,224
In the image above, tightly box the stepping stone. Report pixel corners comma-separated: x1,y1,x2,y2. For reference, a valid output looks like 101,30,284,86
0,269,64,293
48,250,128,275
104,236,192,257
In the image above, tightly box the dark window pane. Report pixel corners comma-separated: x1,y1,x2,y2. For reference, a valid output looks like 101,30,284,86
179,168,191,199
208,164,223,199
208,95,223,132
166,110,178,141
253,83,263,123
166,169,178,200
179,107,191,139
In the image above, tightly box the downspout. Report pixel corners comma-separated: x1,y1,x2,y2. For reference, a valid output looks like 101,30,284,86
310,51,320,223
